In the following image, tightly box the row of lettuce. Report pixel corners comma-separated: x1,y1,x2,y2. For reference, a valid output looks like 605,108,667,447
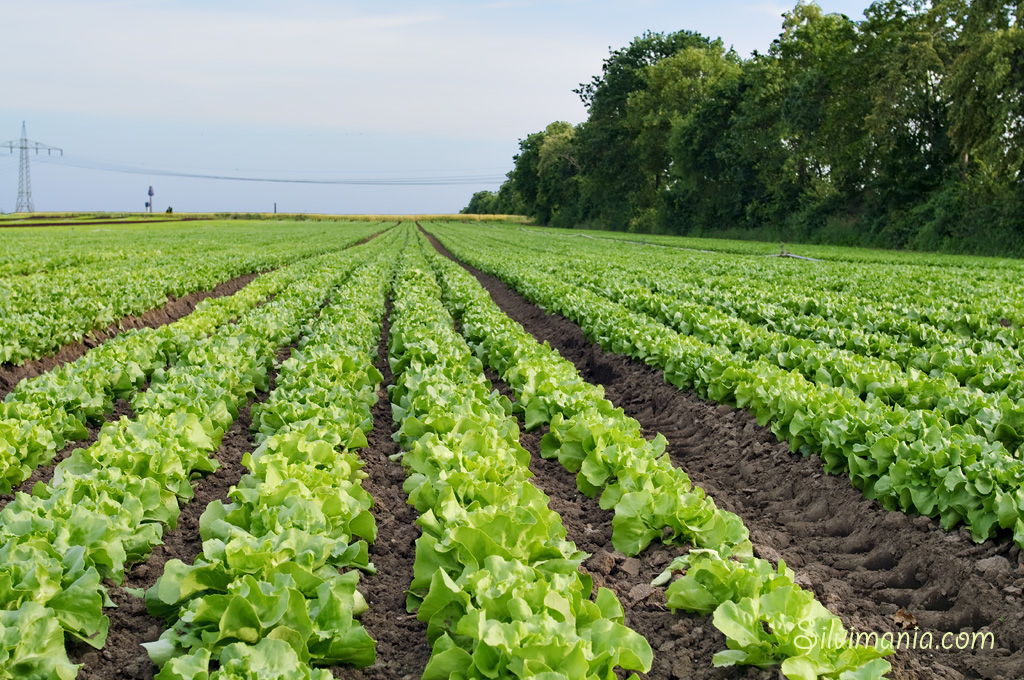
0,224,386,494
485,227,1024,410
419,232,890,679
0,221,894,680
144,244,400,680
501,227,1024,396
141,231,877,680
428,223,1024,548
0,229,398,679
521,226,1024,346
573,267,1024,452
387,241,653,679
0,220,383,367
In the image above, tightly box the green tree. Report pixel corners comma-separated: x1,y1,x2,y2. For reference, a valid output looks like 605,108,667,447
507,129,546,221
536,122,583,227
574,30,719,229
859,0,953,230
945,0,1024,183
663,64,757,233
624,42,741,231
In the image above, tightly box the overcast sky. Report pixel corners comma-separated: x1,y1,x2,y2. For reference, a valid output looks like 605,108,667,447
1,0,868,215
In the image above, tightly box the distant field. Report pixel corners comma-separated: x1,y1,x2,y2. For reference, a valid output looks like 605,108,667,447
0,212,530,226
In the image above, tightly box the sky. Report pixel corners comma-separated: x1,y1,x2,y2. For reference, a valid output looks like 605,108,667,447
0,0,869,215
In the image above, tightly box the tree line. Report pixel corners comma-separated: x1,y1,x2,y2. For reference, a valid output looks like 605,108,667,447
463,1,1024,256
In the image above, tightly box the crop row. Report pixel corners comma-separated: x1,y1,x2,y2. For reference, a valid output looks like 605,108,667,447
387,241,653,679
143,244,399,680
0,228,389,493
427,224,1024,549
0,230,398,679
480,227,1024,388
420,233,889,679
534,254,1024,456
522,226,1024,344
0,220,385,365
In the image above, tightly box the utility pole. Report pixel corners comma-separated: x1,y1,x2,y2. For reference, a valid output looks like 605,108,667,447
1,122,63,213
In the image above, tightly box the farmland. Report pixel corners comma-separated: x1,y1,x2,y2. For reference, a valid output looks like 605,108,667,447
0,219,1022,680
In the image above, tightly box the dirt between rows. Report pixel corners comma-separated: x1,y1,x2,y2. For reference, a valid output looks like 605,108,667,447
485,369,773,680
334,298,432,680
0,271,260,401
423,229,1024,680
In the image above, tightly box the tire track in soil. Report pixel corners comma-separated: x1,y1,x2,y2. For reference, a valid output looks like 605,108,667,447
66,343,293,680
423,228,1024,680
333,297,432,680
485,369,774,680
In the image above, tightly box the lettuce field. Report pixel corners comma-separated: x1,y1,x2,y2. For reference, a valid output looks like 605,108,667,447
0,218,1021,680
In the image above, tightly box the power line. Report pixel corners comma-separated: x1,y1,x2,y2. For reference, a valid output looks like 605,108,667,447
36,155,507,186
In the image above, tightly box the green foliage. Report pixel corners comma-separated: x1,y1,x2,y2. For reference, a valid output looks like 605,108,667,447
422,223,892,679
143,247,399,677
431,222,1024,551
0,230,402,678
460,183,525,216
0,221,383,366
387,237,653,679
466,1,1024,255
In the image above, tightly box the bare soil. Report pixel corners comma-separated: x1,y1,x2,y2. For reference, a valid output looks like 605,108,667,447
487,370,773,680
334,298,432,680
0,271,260,401
63,298,433,680
423,228,1024,680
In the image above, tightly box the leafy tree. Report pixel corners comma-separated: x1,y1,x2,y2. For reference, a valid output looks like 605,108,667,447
664,64,759,233
506,129,546,220
461,184,526,215
574,30,719,229
944,0,1024,183
536,122,583,227
624,42,741,231
464,0,1024,255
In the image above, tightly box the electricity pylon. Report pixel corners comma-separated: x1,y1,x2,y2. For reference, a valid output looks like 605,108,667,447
2,122,62,213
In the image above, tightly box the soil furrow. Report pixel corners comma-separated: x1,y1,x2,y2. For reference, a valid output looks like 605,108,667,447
424,229,1024,680
334,297,432,680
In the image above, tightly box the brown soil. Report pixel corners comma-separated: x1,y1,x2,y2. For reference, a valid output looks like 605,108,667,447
63,299,432,680
0,271,261,401
487,369,771,680
334,298,432,679
424,229,1024,680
